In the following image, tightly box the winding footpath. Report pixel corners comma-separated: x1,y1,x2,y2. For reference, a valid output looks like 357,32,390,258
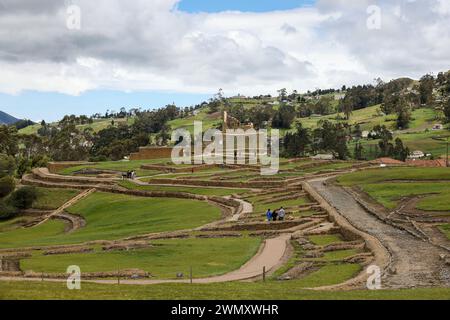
308,176,450,289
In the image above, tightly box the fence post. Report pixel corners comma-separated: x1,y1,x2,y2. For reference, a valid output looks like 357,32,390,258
190,266,193,284
263,266,266,283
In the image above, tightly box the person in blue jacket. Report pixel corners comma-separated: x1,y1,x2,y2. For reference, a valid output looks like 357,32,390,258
266,209,272,222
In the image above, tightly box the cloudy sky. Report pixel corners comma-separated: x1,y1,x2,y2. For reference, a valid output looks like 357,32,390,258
0,0,449,121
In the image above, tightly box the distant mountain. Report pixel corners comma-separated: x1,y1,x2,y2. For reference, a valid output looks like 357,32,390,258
0,110,20,125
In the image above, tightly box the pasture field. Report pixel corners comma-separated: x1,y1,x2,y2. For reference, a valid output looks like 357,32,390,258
19,118,134,135
2,159,449,301
338,167,450,242
338,168,450,211
32,187,80,210
21,237,262,279
119,180,249,196
2,281,449,300
0,192,221,248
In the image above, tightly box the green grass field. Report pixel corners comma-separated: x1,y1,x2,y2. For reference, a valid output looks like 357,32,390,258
22,237,262,279
2,279,449,300
308,234,344,246
32,187,80,210
58,160,167,177
339,167,450,185
19,118,134,135
0,192,221,248
359,182,450,209
119,181,248,196
338,168,450,211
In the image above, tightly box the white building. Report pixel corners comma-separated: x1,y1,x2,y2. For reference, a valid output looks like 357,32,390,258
432,124,444,131
312,154,334,160
408,150,425,160
361,131,370,139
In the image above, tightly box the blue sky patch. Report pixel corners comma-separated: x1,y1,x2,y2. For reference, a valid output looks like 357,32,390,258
177,0,315,13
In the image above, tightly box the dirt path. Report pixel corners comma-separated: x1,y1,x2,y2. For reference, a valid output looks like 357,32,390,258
226,198,253,222
308,177,450,289
0,234,290,285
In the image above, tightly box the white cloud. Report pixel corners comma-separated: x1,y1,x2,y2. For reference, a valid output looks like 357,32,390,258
0,0,449,97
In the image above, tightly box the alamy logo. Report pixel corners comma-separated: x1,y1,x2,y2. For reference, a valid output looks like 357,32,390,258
67,265,81,290
66,5,81,30
366,265,382,290
367,5,382,30
171,121,280,175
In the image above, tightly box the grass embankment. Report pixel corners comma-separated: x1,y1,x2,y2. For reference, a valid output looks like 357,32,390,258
338,167,450,239
58,159,170,177
0,192,221,248
21,237,262,279
246,192,310,214
32,187,80,210
338,168,450,209
119,181,248,197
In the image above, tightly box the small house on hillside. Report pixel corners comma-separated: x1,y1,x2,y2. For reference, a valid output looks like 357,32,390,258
312,154,334,160
432,124,444,131
408,150,425,160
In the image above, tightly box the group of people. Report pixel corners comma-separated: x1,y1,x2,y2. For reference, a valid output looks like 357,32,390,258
266,207,286,222
122,170,136,180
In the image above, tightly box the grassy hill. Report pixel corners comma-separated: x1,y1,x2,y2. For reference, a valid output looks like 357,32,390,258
17,92,449,158
19,117,133,135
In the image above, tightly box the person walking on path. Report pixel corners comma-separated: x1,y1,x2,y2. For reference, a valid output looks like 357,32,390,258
278,207,286,221
266,209,272,222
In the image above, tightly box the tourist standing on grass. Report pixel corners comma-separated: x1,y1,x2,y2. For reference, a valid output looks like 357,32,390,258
278,207,286,221
272,209,278,221
266,209,272,222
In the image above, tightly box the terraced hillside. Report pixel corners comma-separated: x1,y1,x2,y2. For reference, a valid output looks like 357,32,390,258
338,168,450,245
1,159,449,299
1,160,377,290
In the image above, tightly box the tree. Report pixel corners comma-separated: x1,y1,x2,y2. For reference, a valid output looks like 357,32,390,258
444,99,450,123
249,105,273,129
340,96,353,120
272,104,296,129
0,176,15,198
315,96,335,115
156,125,171,146
0,126,19,156
0,154,15,178
354,142,364,160
353,124,362,139
9,186,37,210
0,201,17,220
283,123,311,157
419,74,434,105
393,138,409,161
277,88,287,102
312,121,350,160
395,97,412,129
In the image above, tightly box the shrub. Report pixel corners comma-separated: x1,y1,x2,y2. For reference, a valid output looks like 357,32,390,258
9,186,38,210
0,176,15,198
0,200,18,220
